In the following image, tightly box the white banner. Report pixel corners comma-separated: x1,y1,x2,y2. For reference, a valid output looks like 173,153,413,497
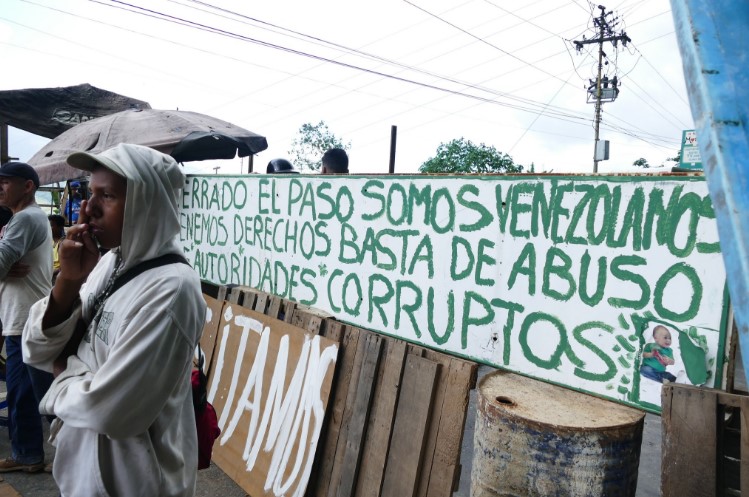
179,174,729,412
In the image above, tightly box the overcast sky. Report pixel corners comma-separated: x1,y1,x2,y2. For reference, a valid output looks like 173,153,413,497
1,0,692,177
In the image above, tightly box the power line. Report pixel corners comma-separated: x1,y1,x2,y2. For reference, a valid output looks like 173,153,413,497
638,30,674,46
402,0,578,88
196,0,480,113
568,0,593,15
624,78,690,128
480,0,567,40
0,14,219,92
10,0,682,162
105,0,677,149
9,0,602,146
130,2,684,151
338,56,679,154
96,0,586,119
508,75,572,154
14,0,599,131
631,44,690,106
100,1,607,122
186,0,585,117
617,0,649,18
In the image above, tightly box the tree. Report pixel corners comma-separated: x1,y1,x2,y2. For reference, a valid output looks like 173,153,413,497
419,138,523,174
632,157,650,168
658,149,682,168
288,121,350,172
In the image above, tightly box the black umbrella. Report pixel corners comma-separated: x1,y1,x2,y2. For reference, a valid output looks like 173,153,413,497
28,108,268,185
171,130,260,162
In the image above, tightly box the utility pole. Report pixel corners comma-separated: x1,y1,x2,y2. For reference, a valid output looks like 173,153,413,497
574,5,630,172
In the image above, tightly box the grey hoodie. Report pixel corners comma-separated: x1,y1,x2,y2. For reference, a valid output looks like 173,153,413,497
23,144,206,497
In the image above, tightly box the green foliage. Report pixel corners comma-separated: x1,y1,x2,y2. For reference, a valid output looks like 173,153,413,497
668,149,681,163
418,138,523,174
288,121,350,172
632,157,650,168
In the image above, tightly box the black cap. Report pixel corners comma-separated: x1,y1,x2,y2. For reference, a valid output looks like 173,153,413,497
267,158,299,174
0,162,40,188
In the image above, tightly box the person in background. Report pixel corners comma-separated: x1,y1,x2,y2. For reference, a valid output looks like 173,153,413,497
0,206,11,377
266,158,300,174
0,162,53,473
23,143,205,496
48,214,65,283
321,148,349,174
63,181,82,225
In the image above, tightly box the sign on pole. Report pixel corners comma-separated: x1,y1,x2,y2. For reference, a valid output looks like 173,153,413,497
679,130,703,170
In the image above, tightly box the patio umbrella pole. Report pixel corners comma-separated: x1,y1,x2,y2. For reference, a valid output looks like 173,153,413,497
1,121,8,164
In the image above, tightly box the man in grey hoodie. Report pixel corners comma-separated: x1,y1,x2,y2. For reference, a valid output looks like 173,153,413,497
23,144,206,496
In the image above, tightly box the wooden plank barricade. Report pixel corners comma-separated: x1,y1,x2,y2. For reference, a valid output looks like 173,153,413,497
662,383,748,497
311,326,477,497
199,294,223,377
199,282,478,497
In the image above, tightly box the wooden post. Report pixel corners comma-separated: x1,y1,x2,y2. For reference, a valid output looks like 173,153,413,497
388,125,397,174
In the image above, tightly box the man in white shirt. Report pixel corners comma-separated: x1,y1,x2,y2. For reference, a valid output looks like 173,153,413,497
0,161,52,472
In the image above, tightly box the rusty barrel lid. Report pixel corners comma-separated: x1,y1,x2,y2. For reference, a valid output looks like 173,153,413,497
478,370,644,431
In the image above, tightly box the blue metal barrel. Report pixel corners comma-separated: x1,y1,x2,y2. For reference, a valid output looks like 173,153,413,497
471,370,645,497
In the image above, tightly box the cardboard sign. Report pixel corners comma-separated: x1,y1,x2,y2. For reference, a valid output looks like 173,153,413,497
206,303,338,497
181,174,728,412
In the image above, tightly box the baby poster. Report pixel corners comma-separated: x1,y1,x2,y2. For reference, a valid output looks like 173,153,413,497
635,319,711,409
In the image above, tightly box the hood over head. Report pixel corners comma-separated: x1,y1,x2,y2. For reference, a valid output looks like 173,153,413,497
67,143,185,271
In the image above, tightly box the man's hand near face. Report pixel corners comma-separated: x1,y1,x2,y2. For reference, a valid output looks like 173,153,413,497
57,200,99,284
43,200,100,330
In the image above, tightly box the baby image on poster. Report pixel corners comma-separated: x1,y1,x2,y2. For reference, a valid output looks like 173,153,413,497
636,321,709,409
640,324,677,384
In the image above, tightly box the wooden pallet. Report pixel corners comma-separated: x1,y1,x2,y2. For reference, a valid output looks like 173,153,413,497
662,382,748,497
310,327,477,497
